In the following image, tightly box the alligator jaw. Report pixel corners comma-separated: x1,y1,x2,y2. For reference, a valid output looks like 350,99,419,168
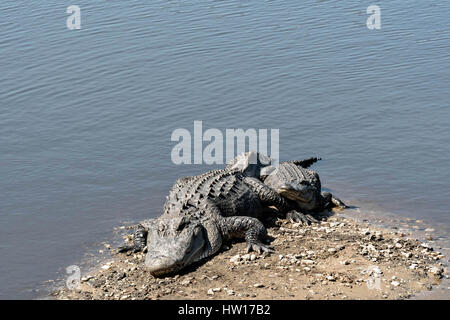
277,186,312,203
144,221,207,277
144,255,180,276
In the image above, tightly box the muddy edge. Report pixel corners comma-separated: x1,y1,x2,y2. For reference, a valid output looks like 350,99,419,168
52,212,448,300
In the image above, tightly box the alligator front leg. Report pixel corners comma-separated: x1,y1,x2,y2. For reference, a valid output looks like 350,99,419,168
118,224,148,253
243,177,289,212
286,210,318,225
322,192,348,209
219,216,274,253
244,177,318,225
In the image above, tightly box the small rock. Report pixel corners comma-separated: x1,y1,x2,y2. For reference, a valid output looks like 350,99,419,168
371,267,383,276
207,289,214,295
391,281,400,287
81,276,93,282
401,252,412,258
428,266,443,277
253,283,265,288
230,255,241,264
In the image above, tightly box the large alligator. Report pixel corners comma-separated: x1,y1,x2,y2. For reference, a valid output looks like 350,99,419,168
226,153,348,224
119,160,290,276
263,159,347,221
119,152,347,276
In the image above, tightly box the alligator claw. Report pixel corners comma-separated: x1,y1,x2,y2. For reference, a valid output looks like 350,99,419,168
286,210,318,225
117,244,146,253
246,242,274,254
117,245,134,253
332,198,348,209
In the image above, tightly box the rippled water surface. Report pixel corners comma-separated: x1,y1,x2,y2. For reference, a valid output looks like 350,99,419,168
0,1,449,299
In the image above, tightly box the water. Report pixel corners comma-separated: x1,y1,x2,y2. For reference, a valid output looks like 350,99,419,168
0,1,449,299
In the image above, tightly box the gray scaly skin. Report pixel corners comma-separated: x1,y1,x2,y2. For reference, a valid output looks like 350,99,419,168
226,152,347,224
263,159,347,224
119,165,288,277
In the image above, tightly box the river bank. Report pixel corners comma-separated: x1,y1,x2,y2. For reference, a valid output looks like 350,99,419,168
51,209,448,300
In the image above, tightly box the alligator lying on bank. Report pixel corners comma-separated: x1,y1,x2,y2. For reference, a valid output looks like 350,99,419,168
119,161,291,276
264,160,347,212
119,152,347,276
226,152,347,224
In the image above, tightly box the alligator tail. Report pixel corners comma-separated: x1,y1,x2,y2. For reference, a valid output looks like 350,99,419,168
291,157,321,168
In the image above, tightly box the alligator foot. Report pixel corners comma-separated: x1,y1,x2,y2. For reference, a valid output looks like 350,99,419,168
220,216,274,254
322,192,348,209
117,244,134,253
246,241,274,254
118,224,148,253
331,196,348,209
286,210,318,225
244,177,289,212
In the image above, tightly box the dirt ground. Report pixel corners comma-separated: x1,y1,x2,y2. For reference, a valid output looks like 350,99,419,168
52,211,447,300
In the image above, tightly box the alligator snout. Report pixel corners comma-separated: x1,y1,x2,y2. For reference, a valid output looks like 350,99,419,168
144,255,177,276
277,183,314,202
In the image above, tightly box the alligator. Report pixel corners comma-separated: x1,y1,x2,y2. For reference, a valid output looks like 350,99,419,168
226,153,348,224
119,161,289,276
118,152,347,276
263,159,347,221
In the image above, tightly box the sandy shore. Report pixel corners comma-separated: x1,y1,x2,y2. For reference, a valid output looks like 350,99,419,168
52,210,447,300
